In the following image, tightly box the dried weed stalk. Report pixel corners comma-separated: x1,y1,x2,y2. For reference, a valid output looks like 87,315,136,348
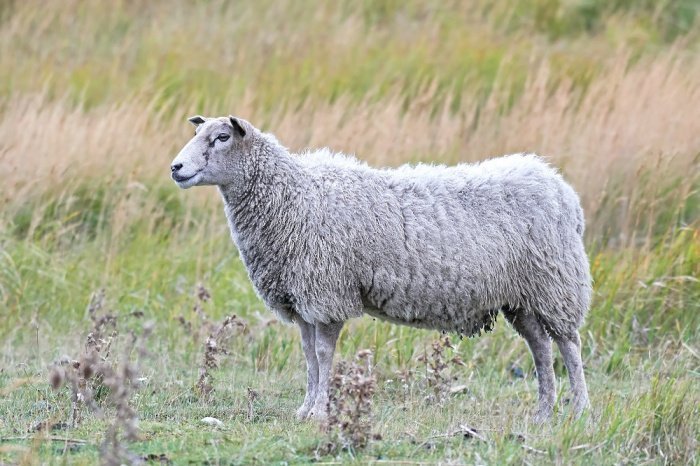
417,334,466,403
179,284,248,399
49,289,153,466
395,368,414,407
246,387,259,422
323,350,379,452
178,284,213,343
196,314,247,398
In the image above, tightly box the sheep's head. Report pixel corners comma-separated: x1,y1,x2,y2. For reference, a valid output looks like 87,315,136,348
170,115,251,189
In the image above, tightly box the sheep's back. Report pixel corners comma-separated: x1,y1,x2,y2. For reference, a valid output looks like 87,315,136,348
311,153,590,334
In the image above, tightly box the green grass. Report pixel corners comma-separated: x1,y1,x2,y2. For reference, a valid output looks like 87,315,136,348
2,0,698,113
0,213,697,464
1,328,697,464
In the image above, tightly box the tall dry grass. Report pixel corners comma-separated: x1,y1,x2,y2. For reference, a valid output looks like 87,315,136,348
1,49,697,245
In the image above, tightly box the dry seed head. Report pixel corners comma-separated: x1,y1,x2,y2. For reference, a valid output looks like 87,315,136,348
87,289,106,317
196,284,211,302
81,362,95,380
49,366,65,390
246,387,259,400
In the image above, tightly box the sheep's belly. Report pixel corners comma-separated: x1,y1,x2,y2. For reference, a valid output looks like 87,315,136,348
362,301,499,337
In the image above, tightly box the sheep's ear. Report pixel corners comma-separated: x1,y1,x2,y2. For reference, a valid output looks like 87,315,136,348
188,115,206,127
229,115,247,138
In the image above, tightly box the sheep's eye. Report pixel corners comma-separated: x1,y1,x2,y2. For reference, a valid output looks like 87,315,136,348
217,133,230,142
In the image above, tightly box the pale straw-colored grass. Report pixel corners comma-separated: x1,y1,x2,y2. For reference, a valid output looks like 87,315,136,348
2,49,697,244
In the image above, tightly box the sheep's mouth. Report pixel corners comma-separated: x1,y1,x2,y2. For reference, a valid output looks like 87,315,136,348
172,170,202,188
172,172,198,183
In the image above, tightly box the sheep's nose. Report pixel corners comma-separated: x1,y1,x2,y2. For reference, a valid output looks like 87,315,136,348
171,163,183,173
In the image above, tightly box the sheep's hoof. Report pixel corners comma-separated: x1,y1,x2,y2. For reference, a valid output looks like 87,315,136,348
309,402,329,422
571,394,590,420
562,392,589,421
296,404,312,421
531,407,553,425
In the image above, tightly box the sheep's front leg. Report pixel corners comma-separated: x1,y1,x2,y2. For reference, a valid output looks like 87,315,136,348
296,319,318,420
309,320,344,421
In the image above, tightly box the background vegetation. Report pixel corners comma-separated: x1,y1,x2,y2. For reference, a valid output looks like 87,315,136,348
0,0,698,464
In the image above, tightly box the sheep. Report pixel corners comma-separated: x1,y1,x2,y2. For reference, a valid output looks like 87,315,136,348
170,115,592,423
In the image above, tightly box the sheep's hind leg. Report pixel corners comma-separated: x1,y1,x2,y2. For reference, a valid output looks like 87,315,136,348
309,320,344,421
296,319,319,420
503,310,556,424
554,331,589,419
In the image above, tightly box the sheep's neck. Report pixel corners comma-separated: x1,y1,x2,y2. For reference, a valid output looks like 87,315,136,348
218,145,309,258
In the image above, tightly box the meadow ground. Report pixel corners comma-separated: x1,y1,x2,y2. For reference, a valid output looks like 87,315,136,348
0,1,698,464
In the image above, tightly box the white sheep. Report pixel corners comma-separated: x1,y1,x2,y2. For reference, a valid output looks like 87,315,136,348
170,115,592,423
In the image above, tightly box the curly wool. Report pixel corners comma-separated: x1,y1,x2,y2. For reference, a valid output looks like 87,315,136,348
219,131,591,340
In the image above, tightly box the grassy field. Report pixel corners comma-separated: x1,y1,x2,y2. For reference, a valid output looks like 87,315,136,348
1,0,699,464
